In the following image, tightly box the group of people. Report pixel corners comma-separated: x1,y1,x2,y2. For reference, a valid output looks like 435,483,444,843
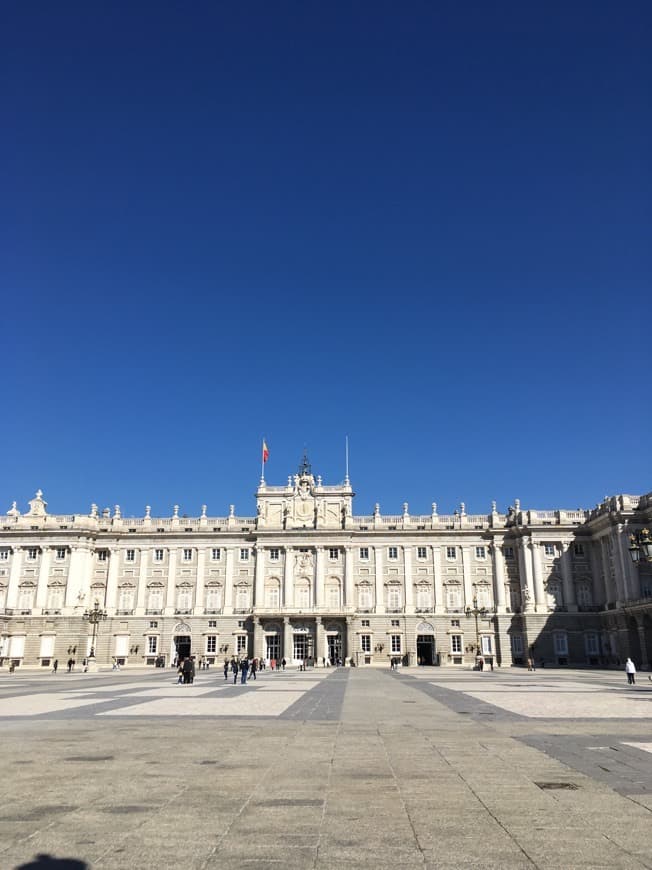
177,657,196,684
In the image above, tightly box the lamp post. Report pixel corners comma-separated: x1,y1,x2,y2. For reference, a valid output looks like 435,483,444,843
465,591,487,659
83,599,107,669
628,529,652,564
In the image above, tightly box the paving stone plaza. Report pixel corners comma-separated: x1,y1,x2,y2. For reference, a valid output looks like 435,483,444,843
1,664,651,869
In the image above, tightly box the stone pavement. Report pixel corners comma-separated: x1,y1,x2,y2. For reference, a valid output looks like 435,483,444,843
0,665,650,869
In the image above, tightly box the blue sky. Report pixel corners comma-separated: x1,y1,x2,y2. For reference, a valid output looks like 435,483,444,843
2,1,650,518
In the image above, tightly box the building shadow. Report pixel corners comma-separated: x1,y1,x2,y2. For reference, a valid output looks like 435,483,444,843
16,854,88,870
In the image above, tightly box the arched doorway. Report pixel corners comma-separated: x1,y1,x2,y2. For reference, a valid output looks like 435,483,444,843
171,621,192,664
416,621,437,666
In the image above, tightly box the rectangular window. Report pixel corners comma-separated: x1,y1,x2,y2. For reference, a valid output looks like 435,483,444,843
511,635,523,655
553,633,568,655
574,543,584,556
208,620,217,628
240,548,249,562
55,548,66,560
211,548,221,561
417,547,427,560
359,547,369,560
149,621,158,628
451,635,462,653
544,543,556,557
585,632,599,655
361,634,371,652
475,546,486,559
391,634,401,653
237,635,247,654
206,636,217,654
481,636,493,655
154,549,164,562
183,549,193,561
27,548,38,561
446,546,456,559
126,549,135,562
503,546,514,559
451,619,460,627
0,550,9,560
391,619,400,627
361,619,370,627
329,548,339,560
97,550,108,561
269,548,279,561
147,636,158,654
388,547,398,560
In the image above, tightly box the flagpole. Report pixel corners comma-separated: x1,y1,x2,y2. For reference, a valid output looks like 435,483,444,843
345,435,350,485
261,437,265,483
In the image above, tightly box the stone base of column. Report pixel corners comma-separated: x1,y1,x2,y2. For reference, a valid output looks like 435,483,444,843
85,657,99,673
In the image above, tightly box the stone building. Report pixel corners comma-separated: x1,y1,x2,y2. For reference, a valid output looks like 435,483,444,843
1,457,651,670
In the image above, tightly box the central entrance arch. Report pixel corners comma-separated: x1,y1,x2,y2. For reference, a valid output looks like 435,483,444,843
416,621,437,666
171,621,192,663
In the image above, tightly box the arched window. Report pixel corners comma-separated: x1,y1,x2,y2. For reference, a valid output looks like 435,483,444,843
18,584,35,611
358,585,372,609
576,582,592,607
265,581,280,609
118,586,135,612
176,587,192,611
326,583,341,609
46,585,64,611
416,586,432,610
445,585,461,610
205,586,222,611
387,587,401,611
147,586,163,612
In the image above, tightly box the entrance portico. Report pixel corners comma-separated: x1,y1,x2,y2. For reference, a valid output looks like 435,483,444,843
256,616,347,665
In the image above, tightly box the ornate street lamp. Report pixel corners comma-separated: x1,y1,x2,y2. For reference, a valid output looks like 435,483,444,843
465,592,488,654
83,599,107,660
628,529,652,564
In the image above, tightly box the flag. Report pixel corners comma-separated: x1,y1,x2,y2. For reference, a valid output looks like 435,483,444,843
262,440,269,463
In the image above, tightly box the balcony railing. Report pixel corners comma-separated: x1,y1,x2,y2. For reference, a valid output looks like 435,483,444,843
145,609,163,615
115,609,134,615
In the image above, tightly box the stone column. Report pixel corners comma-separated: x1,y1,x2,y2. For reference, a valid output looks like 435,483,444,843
403,546,414,613
35,546,52,610
559,542,577,610
433,546,444,614
344,546,354,607
345,616,354,665
616,525,639,601
253,617,264,661
165,548,178,614
315,547,325,608
518,538,535,612
65,545,91,608
588,541,607,607
283,616,293,661
491,540,507,613
195,547,206,614
6,546,23,609
224,547,234,614
136,548,150,613
531,542,547,612
105,547,120,611
284,547,294,607
374,547,385,613
254,546,265,609
600,536,619,604
315,616,326,664
461,546,473,607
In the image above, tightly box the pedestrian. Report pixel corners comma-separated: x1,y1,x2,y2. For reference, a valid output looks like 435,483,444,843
223,659,229,681
52,659,58,674
177,661,184,684
625,657,637,685
281,658,286,671
250,658,257,681
240,657,249,684
527,657,535,672
182,658,193,684
67,658,73,673
270,658,276,671
232,657,239,684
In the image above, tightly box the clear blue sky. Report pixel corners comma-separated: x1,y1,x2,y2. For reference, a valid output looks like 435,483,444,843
3,2,650,518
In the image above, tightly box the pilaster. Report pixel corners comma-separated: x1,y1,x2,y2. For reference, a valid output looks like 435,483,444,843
223,547,234,614
165,548,178,613
254,545,265,608
105,547,120,610
491,540,507,613
559,542,577,610
461,546,473,607
344,546,354,606
136,548,150,613
6,546,23,609
374,546,385,613
283,616,292,660
315,547,325,608
284,546,294,607
518,538,535,612
35,546,52,610
531,542,547,612
433,546,444,613
403,546,414,613
195,547,206,614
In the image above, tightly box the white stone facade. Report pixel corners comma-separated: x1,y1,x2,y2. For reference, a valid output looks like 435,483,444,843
1,464,651,670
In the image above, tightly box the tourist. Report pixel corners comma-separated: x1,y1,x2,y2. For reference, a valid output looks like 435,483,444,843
52,659,58,674
240,657,249,684
223,659,229,681
250,658,257,680
231,657,239,684
625,657,636,685
281,657,286,671
177,661,184,684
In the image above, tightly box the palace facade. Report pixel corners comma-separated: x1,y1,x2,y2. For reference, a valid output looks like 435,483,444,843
1,457,651,670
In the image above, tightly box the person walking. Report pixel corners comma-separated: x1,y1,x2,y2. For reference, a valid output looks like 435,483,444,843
223,659,229,681
177,661,184,684
281,657,286,671
625,657,637,685
250,658,257,681
67,658,74,673
52,659,58,674
240,657,249,684
231,657,239,684
182,657,193,684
